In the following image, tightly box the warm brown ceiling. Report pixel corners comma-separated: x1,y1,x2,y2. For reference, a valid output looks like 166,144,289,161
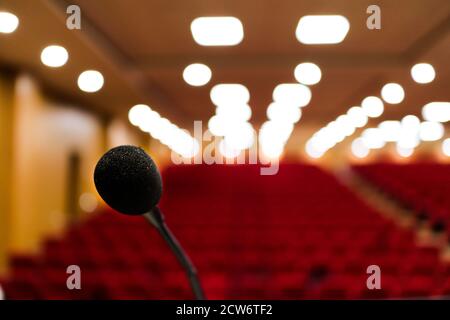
0,0,449,133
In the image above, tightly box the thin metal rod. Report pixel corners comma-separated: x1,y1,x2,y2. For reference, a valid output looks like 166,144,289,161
144,208,205,300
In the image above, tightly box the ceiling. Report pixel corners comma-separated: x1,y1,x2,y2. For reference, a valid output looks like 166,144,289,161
0,0,449,135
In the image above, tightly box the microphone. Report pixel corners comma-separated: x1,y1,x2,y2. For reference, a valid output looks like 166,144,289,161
94,145,205,300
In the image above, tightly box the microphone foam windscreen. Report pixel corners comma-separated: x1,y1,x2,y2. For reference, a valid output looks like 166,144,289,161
94,145,162,215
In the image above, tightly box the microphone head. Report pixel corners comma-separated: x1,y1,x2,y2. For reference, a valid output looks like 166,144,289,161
94,145,162,215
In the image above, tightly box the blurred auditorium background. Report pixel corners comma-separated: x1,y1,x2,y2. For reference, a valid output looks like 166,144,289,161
0,0,449,299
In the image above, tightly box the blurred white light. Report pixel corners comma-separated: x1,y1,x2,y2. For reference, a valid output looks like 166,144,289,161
442,138,450,157
171,134,200,158
396,145,414,158
325,121,346,143
305,140,324,159
361,96,384,118
347,106,368,128
216,103,252,122
159,123,180,145
422,102,450,123
0,11,19,34
219,140,241,158
79,193,98,213
273,83,311,107
266,102,302,123
378,120,402,142
224,122,255,150
259,121,294,144
397,134,420,149
411,63,435,84
398,115,420,148
381,83,405,104
260,142,284,159
401,115,420,129
296,15,349,44
351,138,369,158
294,62,322,85
210,84,250,105
308,132,334,153
335,115,355,137
128,104,151,126
361,128,385,149
138,110,161,133
183,63,212,86
150,119,181,143
208,115,231,136
419,121,444,141
40,45,69,68
77,70,104,93
191,17,244,46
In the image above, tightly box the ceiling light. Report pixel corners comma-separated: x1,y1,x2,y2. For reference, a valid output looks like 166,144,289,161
77,70,104,93
40,45,69,68
336,115,355,136
442,138,450,157
191,16,244,46
128,104,151,126
315,126,341,148
351,138,369,158
216,104,252,122
361,96,384,118
401,115,420,129
223,122,255,150
149,117,173,141
137,110,161,133
266,102,302,123
262,142,285,159
324,122,345,144
296,15,350,45
422,102,450,123
294,62,322,85
210,84,250,105
273,83,311,107
411,63,435,84
347,106,368,128
378,120,401,142
381,83,405,104
259,121,294,144
170,133,200,158
396,145,414,158
0,11,19,34
361,128,385,149
305,140,324,159
183,63,212,86
398,115,420,148
219,140,241,159
419,121,444,141
208,115,230,136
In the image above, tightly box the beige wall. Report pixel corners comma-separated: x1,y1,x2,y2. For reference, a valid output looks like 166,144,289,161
9,74,104,255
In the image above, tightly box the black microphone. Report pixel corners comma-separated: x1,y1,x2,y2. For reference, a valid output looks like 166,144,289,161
94,145,205,300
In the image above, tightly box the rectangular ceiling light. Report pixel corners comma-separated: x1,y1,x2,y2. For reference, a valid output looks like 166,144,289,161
191,17,244,46
296,15,350,44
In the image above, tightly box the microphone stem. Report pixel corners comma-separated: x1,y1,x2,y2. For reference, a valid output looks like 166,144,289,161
144,208,205,300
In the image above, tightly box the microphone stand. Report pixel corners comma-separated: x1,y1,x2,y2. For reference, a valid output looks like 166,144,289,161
144,207,205,300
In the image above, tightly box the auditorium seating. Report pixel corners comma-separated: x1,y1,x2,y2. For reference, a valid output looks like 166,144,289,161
1,164,449,299
353,163,450,235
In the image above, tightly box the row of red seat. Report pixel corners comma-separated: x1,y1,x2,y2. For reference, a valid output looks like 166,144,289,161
1,163,449,299
353,163,450,234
